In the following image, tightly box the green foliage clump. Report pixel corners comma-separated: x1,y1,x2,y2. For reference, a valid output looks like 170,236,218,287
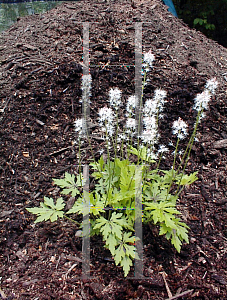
27,152,198,276
173,0,227,46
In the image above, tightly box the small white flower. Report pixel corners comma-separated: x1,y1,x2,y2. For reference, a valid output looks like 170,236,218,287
98,149,104,155
126,118,137,130
109,88,122,109
126,95,138,116
205,78,218,94
193,90,211,112
106,124,115,136
125,118,137,137
178,150,184,156
142,64,151,73
143,99,158,117
143,89,167,118
158,145,169,153
117,133,127,142
98,107,115,137
143,116,157,130
168,141,174,147
172,117,188,140
154,89,167,102
143,50,155,68
100,123,115,137
98,107,114,123
197,111,207,122
154,89,167,111
146,148,157,160
140,129,158,145
74,118,84,137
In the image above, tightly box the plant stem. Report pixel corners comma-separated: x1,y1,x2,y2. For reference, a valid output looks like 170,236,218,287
174,109,202,196
64,215,80,225
165,136,180,200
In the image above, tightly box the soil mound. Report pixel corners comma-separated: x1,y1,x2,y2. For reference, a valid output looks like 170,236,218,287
0,0,227,299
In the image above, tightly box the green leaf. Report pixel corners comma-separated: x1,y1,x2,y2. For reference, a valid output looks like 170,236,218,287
120,255,133,277
163,214,177,229
90,155,105,172
171,233,182,253
113,232,140,276
178,172,198,185
91,171,103,179
55,197,65,210
53,172,81,197
138,146,148,161
90,192,105,215
67,197,85,215
26,197,65,223
114,243,125,265
93,216,107,229
93,213,126,241
193,18,200,25
127,146,138,156
50,210,64,222
105,233,118,255
43,196,55,209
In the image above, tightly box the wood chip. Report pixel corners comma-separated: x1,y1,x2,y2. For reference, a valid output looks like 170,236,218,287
213,139,227,149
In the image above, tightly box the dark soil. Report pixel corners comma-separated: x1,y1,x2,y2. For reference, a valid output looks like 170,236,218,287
1,0,227,299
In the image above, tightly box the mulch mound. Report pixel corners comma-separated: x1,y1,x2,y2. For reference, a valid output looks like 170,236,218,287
1,0,227,299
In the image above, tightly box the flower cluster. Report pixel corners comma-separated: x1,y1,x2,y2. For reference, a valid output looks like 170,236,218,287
126,118,137,133
142,49,155,73
140,89,167,146
74,118,85,140
171,77,218,140
74,51,218,164
126,95,138,117
205,77,218,94
193,90,211,111
143,89,167,118
98,106,115,137
193,77,218,121
125,95,138,137
109,88,122,110
172,117,188,140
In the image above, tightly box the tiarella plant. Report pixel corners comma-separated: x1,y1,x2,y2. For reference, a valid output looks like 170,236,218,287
27,51,218,277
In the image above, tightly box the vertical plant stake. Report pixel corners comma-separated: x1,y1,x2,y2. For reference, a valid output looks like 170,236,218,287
27,51,218,277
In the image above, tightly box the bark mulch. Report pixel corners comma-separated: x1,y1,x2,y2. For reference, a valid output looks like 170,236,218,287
0,0,227,299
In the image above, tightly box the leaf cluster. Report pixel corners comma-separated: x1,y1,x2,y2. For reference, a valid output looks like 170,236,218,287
26,152,198,276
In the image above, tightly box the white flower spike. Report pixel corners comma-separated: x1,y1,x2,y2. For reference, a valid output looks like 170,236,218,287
205,78,218,94
193,90,211,112
109,88,122,109
143,98,158,117
172,117,188,140
98,107,114,123
74,118,84,138
126,95,138,116
140,129,158,145
126,118,137,130
143,116,157,130
98,107,115,137
154,89,167,109
143,50,155,68
158,145,169,154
